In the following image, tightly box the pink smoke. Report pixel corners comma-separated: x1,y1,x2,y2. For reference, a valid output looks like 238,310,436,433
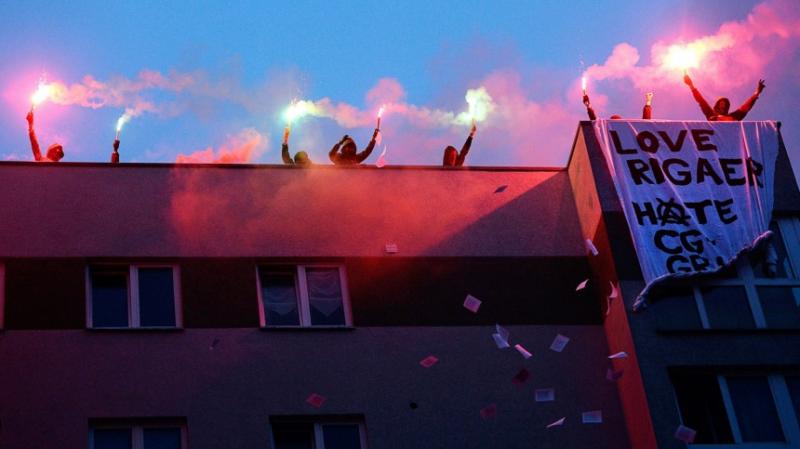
175,128,267,164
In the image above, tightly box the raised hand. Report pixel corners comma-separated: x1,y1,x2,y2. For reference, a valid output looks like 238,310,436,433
683,74,694,88
756,79,766,95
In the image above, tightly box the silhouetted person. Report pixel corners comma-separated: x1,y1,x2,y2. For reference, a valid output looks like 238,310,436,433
111,139,120,163
281,127,312,166
443,122,477,167
684,75,765,121
329,129,379,165
26,110,63,162
583,92,653,120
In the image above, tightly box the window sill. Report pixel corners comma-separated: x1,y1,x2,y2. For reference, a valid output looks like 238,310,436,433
86,327,185,332
657,327,800,335
259,325,355,332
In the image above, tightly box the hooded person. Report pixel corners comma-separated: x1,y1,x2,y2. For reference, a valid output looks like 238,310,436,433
329,128,379,165
111,138,120,164
26,110,63,162
443,121,477,167
281,127,312,167
684,75,765,121
583,92,653,120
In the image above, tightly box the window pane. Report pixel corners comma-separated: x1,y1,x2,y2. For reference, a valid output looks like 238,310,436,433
272,422,314,449
93,428,132,449
726,376,785,442
751,222,795,279
652,286,702,330
91,267,129,328
143,427,181,449
306,268,345,326
786,376,800,420
322,424,362,449
261,271,300,326
670,372,733,443
757,287,800,328
138,268,177,327
700,286,755,329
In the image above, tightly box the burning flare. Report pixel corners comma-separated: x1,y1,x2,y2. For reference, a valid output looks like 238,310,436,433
663,44,701,73
456,87,494,125
116,113,130,133
30,82,54,108
284,100,319,125
581,75,587,94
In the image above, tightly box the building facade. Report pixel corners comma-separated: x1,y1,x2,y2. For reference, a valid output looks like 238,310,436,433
0,120,797,448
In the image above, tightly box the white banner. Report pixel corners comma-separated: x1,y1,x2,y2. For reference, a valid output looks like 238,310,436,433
593,120,779,310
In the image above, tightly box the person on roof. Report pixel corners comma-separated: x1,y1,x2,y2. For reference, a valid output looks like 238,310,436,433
111,138,120,164
443,121,477,167
583,92,653,120
281,126,312,166
329,128,379,165
26,110,63,162
684,75,765,121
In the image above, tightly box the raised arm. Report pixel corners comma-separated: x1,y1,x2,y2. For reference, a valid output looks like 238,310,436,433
583,95,597,121
111,139,120,164
730,79,765,121
281,127,294,165
456,122,477,166
684,75,714,119
356,129,379,163
642,92,653,119
26,111,43,161
329,135,347,163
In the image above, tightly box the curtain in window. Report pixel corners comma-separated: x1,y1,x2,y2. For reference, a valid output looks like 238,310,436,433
306,268,345,322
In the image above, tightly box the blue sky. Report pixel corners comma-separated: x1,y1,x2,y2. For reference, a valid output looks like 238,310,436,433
1,0,796,172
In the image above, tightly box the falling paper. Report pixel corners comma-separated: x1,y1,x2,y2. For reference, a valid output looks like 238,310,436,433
606,368,624,381
376,146,387,168
494,185,508,193
534,388,555,402
674,425,697,443
585,238,599,256
608,351,628,359
546,417,566,428
576,279,589,291
492,333,510,349
306,393,326,408
511,368,530,386
480,404,497,419
549,334,570,353
608,281,619,299
463,294,482,313
419,355,439,368
384,243,398,254
514,344,532,359
582,410,603,424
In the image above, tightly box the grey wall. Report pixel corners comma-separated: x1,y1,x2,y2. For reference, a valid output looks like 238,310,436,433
0,326,630,449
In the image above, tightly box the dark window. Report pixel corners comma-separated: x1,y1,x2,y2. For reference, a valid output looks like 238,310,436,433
700,286,755,329
92,428,132,449
757,287,800,328
671,371,734,444
652,286,701,330
726,376,785,442
261,271,300,326
91,267,129,328
322,424,362,449
142,427,182,449
306,268,345,326
138,268,176,327
272,422,315,449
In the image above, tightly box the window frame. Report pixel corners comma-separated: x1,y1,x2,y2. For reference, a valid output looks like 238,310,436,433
89,422,188,449
690,218,800,330
270,419,367,449
256,264,352,328
678,373,800,448
86,264,182,329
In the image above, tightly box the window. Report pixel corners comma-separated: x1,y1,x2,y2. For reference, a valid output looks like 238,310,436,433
665,218,800,330
271,419,367,449
90,422,186,449
258,265,351,327
87,265,181,329
671,370,800,446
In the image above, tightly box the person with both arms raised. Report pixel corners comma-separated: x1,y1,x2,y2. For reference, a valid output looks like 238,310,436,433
329,128,379,165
